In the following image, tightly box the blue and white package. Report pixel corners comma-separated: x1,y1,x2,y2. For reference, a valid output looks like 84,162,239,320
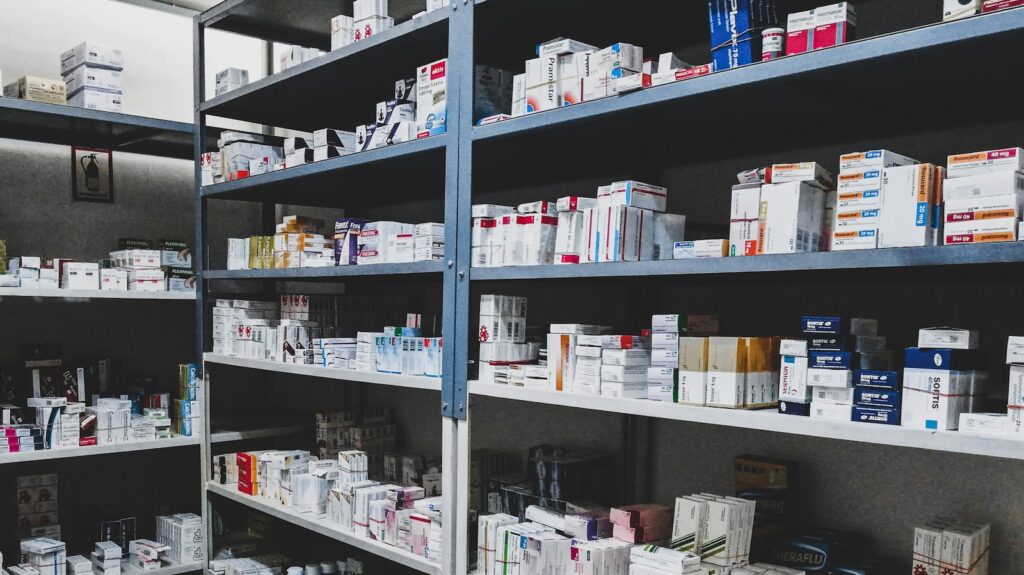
809,351,853,369
854,370,900,390
809,335,845,351
708,0,779,71
853,387,901,409
778,400,810,416
801,316,843,335
851,406,900,425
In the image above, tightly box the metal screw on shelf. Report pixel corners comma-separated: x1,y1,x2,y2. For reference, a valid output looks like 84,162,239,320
458,270,465,278
447,260,454,268
457,403,464,411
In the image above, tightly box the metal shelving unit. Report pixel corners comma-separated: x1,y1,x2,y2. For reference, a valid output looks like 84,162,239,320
0,287,196,300
193,2,1024,574
206,482,442,575
0,97,211,159
0,435,201,465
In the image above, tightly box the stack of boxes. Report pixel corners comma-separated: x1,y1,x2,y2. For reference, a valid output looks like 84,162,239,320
478,295,536,384
784,3,856,56
88,398,131,445
963,336,1024,436
879,161,943,248
553,195,596,264
214,68,248,96
610,504,671,545
353,0,393,43
913,519,990,575
60,42,123,111
585,181,685,263
471,204,513,267
126,540,168,572
174,363,199,437
15,474,60,541
91,541,121,575
648,315,683,402
943,147,1024,244
110,246,164,292
627,546,701,575
706,337,777,410
851,356,903,427
671,494,755,572
570,327,607,395
278,46,324,72
156,513,204,565
20,538,66,575
596,334,652,399
901,328,986,430
731,163,829,256
414,223,445,262
805,318,884,422
274,215,332,269
358,221,413,265
832,149,919,250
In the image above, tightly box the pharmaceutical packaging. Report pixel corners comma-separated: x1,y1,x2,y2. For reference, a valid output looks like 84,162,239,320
760,182,825,254
812,386,855,405
708,0,779,70
60,42,123,74
729,183,761,256
983,0,1024,13
771,162,834,189
416,59,448,138
331,15,355,50
942,169,1024,201
947,147,1024,178
945,0,982,20
958,412,1009,436
4,77,67,105
786,9,817,55
810,401,853,421
707,337,746,408
902,348,982,430
64,65,122,96
918,327,979,349
673,240,728,259
944,217,1018,243
812,2,857,50
876,163,942,248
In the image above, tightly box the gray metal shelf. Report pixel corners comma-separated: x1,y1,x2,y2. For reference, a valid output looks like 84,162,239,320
470,244,1024,281
201,7,450,131
200,135,447,207
204,260,444,280
0,97,209,159
472,9,1024,145
193,5,1024,575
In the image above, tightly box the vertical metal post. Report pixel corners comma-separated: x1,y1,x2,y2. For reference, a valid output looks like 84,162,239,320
440,1,474,573
192,13,213,571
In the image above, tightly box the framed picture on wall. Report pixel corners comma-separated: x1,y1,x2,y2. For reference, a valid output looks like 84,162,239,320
72,146,114,203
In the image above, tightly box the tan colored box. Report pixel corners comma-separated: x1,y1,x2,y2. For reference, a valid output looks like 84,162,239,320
4,76,67,104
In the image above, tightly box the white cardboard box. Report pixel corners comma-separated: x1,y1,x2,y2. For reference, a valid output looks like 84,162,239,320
761,182,824,254
879,163,941,248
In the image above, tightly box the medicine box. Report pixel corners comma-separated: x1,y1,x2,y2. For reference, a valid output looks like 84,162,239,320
947,147,1024,178
416,58,448,138
879,164,941,248
760,182,824,254
812,2,857,50
942,169,1024,200
68,89,122,112
786,9,816,55
61,42,123,74
4,76,67,105
64,66,122,95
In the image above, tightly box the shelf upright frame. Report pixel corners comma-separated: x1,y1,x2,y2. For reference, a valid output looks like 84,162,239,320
191,12,216,569
440,1,475,574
